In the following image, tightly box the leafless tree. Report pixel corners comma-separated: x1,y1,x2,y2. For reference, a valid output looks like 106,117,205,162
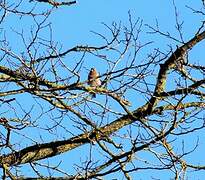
0,0,204,179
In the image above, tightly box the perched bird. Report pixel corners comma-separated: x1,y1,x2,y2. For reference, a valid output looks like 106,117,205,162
88,68,101,98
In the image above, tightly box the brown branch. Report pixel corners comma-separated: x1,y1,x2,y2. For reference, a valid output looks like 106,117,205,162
0,100,203,167
146,30,205,113
30,0,77,7
0,31,205,168
157,79,205,97
36,44,114,63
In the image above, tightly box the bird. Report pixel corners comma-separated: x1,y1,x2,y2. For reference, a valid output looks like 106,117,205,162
88,68,101,98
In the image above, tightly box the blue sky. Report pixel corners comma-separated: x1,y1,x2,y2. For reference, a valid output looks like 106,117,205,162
1,0,205,179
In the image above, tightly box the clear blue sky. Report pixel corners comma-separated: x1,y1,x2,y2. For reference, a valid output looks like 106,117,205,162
1,0,205,179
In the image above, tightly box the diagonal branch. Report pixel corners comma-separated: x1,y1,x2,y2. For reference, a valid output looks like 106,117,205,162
0,31,204,169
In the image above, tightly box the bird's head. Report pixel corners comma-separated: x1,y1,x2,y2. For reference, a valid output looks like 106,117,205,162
91,68,96,72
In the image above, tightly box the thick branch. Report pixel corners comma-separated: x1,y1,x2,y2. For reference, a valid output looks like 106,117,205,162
0,101,204,167
0,31,204,169
146,30,205,113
